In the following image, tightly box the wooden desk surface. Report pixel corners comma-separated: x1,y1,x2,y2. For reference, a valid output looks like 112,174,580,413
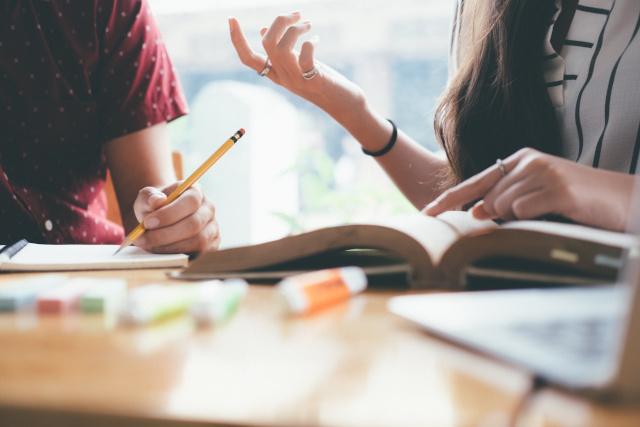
0,270,639,427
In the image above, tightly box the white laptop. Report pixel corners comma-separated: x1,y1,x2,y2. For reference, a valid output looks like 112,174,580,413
389,218,640,401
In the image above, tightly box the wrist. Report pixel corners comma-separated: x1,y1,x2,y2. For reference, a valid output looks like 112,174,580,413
569,167,635,231
609,173,636,231
353,105,395,153
311,86,398,155
316,89,368,124
362,119,397,157
330,100,393,153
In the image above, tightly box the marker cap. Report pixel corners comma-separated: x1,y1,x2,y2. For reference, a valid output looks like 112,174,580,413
341,266,367,294
278,267,368,314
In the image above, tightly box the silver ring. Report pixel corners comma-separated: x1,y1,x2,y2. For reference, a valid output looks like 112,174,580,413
302,67,319,80
496,158,507,177
259,58,272,77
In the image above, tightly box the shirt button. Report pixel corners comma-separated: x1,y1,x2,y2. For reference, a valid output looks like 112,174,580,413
44,220,53,231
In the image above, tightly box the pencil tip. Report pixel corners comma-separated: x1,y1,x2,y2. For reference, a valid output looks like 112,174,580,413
113,242,128,256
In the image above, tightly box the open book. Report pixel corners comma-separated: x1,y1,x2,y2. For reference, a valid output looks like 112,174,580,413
174,211,638,290
0,244,188,272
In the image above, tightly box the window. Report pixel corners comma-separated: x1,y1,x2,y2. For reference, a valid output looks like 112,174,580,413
151,0,453,247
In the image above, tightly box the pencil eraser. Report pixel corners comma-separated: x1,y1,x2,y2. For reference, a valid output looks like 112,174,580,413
239,128,245,136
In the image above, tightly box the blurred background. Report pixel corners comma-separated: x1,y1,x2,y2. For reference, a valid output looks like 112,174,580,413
149,0,452,247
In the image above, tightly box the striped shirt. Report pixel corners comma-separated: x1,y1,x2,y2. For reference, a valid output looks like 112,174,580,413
451,0,640,174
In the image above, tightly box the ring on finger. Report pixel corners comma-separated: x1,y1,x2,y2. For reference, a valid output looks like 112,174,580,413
302,66,319,80
496,158,507,178
259,58,272,77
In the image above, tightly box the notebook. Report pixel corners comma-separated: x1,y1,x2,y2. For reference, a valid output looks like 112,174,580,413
0,244,188,272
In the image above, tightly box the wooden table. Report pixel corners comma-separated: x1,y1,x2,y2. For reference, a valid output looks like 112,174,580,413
0,270,639,427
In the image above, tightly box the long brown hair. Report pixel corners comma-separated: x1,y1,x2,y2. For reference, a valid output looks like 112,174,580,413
435,0,561,183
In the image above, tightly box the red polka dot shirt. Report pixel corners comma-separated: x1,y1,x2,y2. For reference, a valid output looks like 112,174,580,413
0,0,188,244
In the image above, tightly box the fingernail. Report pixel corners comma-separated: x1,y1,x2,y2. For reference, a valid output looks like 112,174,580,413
472,209,490,220
426,201,437,210
292,11,301,16
145,217,160,229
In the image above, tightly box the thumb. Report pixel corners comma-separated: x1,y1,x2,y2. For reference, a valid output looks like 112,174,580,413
134,186,167,221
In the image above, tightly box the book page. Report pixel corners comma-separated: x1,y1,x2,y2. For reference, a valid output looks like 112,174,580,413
435,210,498,236
178,211,497,289
1,244,188,271
502,221,638,248
378,212,495,265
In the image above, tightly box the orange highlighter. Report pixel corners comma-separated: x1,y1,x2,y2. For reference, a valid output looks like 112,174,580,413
278,267,367,314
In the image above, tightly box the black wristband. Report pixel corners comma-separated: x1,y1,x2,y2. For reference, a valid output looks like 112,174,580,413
362,119,398,157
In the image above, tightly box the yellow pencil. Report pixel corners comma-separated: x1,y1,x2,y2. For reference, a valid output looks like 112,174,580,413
113,128,246,255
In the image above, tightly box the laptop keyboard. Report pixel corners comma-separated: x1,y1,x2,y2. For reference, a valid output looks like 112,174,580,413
510,318,619,362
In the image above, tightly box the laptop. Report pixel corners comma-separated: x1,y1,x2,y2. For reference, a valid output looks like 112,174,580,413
389,228,640,402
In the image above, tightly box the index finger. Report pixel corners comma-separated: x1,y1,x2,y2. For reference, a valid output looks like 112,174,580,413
134,186,167,221
143,186,204,229
229,17,267,71
424,162,507,216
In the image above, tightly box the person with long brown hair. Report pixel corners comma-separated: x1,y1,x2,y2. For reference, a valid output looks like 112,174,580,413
229,0,640,231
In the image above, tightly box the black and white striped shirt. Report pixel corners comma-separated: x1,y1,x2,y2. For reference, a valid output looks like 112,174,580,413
451,0,640,174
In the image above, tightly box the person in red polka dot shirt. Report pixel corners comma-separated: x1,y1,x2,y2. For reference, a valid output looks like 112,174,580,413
1,0,220,253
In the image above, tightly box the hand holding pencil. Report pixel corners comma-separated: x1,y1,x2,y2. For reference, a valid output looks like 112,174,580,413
116,129,245,255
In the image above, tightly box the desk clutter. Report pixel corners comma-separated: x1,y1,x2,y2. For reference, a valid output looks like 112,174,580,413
0,267,369,326
0,276,248,327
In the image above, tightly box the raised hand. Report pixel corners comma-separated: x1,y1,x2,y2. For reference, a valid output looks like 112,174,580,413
228,12,366,120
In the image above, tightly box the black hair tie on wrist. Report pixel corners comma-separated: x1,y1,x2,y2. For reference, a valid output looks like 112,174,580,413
362,119,398,157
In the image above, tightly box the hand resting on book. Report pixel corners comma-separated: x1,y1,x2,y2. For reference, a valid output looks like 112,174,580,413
424,148,635,232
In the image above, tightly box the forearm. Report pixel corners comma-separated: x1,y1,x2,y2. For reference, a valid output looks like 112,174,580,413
229,15,450,208
326,100,450,209
104,124,176,231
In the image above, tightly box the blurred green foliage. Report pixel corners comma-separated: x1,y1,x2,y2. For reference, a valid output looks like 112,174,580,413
274,148,414,233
